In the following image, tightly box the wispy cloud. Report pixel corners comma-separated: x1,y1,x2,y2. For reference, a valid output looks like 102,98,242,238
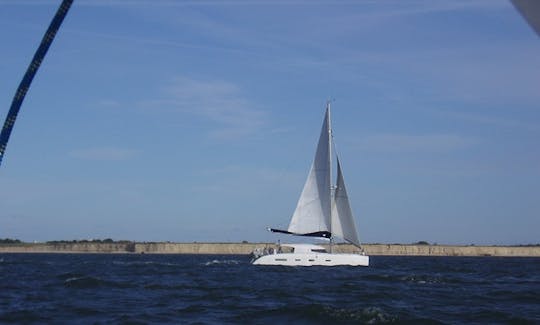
141,76,265,140
329,40,540,107
420,47,540,105
429,108,540,132
192,164,301,197
356,134,480,153
369,0,508,18
69,147,139,161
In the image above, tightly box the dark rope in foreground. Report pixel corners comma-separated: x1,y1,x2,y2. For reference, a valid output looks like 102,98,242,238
0,0,74,167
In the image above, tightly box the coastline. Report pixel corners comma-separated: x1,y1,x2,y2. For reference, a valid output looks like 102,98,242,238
0,242,539,256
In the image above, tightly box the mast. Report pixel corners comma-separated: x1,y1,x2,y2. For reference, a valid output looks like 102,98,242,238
327,100,334,253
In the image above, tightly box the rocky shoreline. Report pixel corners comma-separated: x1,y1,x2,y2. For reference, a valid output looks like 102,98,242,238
0,242,539,256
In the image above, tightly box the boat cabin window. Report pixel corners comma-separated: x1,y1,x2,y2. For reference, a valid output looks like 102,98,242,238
289,246,327,254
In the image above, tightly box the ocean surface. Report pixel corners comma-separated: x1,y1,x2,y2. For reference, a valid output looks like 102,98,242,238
0,254,539,324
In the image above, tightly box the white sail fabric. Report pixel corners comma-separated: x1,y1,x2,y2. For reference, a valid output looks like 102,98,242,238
288,108,332,234
331,158,361,246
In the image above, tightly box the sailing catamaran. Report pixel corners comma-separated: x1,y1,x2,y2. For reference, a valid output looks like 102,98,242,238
252,102,369,266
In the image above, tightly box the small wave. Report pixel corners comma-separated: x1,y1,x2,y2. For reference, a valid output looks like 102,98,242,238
65,305,102,316
112,314,148,324
362,274,394,282
363,273,459,285
486,289,540,303
313,305,397,323
144,283,195,291
399,274,442,284
57,272,85,281
234,304,397,323
175,305,206,314
112,260,179,267
0,309,50,323
203,259,241,266
359,306,397,323
64,276,132,289
64,276,103,288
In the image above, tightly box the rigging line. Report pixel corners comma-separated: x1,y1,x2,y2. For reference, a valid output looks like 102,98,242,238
0,0,74,167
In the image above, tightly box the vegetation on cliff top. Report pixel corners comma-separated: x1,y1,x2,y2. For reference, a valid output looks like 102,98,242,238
1,238,539,246
0,238,21,244
45,239,133,244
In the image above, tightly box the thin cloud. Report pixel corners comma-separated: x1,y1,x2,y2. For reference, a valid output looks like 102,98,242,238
192,164,302,197
357,134,480,153
69,147,139,161
141,76,265,140
328,41,540,107
373,0,508,18
429,109,540,132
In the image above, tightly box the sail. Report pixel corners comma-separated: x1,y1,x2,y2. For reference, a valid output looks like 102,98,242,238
331,158,361,247
288,107,332,234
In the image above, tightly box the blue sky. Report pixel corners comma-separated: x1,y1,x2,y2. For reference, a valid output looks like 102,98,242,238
0,0,539,244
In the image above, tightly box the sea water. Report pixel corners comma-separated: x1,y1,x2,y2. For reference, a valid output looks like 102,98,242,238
0,254,538,324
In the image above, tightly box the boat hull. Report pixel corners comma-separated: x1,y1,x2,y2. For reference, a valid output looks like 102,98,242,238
252,252,369,266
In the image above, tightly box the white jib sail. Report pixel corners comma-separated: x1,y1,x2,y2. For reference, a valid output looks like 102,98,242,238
288,107,332,234
331,158,361,247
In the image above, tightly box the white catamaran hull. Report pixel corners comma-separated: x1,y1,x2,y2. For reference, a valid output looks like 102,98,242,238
253,104,370,267
252,252,369,267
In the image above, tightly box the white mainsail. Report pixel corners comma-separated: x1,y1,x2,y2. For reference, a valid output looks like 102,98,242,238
287,104,362,247
288,107,332,234
331,158,361,247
